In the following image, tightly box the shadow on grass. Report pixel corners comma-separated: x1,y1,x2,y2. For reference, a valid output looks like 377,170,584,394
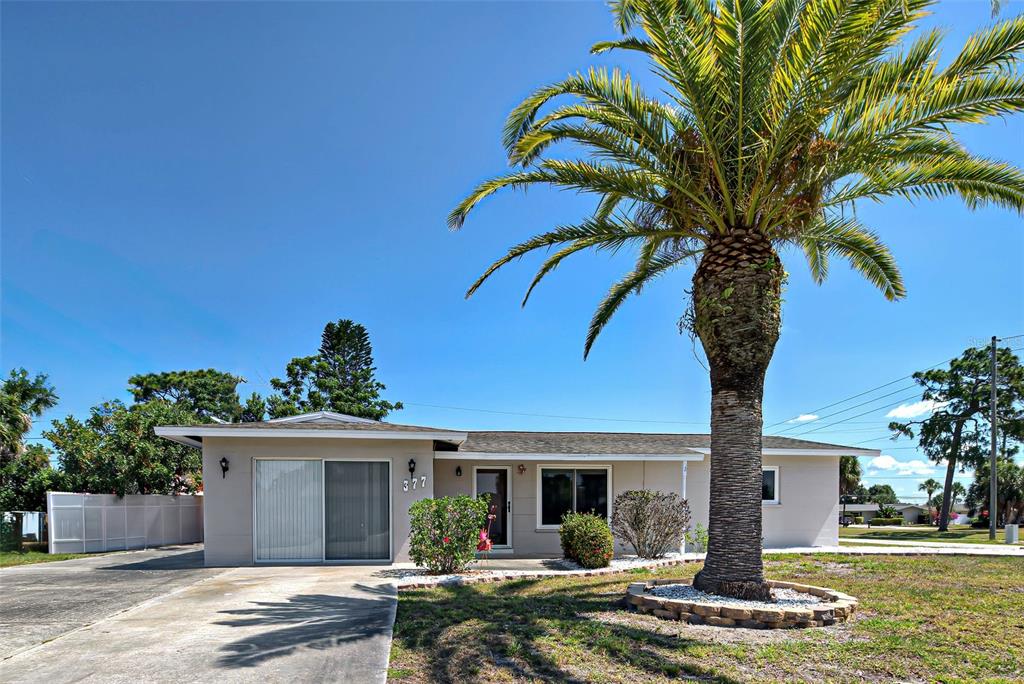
393,577,742,683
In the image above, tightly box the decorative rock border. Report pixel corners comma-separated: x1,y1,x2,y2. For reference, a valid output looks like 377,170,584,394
625,579,858,629
396,555,700,590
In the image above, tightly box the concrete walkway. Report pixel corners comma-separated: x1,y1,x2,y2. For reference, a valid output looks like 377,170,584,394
1,555,396,684
837,537,1024,553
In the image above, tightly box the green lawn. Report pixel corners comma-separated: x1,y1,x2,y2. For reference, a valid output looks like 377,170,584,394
0,548,94,568
388,555,1024,683
839,525,1022,546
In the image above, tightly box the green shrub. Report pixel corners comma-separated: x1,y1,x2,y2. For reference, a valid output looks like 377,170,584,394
611,490,690,558
408,496,489,574
559,512,613,568
685,522,709,552
853,516,864,524
870,517,903,526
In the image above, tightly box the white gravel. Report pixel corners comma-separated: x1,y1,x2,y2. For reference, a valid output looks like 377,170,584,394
648,584,823,608
557,552,689,571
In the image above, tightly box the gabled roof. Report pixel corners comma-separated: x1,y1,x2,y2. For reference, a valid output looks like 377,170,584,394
154,414,469,447
267,410,378,424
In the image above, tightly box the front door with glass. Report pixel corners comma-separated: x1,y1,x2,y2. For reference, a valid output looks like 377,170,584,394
475,467,511,547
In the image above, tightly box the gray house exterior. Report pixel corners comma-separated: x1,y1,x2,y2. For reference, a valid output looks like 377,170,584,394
156,411,879,566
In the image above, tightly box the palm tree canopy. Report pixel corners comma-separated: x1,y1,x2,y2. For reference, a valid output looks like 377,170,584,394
451,0,1024,356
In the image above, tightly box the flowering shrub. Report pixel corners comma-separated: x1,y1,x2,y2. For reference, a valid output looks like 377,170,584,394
559,512,614,568
611,490,691,558
409,495,489,574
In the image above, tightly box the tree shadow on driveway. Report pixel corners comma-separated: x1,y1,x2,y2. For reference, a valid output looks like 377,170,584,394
212,583,396,669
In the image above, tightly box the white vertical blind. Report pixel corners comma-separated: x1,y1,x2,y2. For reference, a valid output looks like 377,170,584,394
255,459,323,561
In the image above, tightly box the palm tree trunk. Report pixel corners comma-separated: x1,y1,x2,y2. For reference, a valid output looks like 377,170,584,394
690,231,783,601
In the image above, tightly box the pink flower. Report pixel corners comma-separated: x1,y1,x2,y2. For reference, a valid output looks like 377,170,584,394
443,536,451,544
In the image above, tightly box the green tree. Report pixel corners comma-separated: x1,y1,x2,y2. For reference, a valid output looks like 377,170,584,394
240,392,267,423
967,457,1024,525
269,319,402,420
45,400,202,497
450,0,1024,598
867,484,899,505
128,369,246,422
0,370,60,550
918,477,941,523
840,455,862,498
890,346,1024,531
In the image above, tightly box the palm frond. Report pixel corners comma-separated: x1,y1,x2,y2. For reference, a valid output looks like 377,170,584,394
584,244,696,358
795,215,905,300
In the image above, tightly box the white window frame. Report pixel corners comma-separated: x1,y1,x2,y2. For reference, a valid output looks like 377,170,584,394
762,466,780,505
251,456,394,564
535,464,612,529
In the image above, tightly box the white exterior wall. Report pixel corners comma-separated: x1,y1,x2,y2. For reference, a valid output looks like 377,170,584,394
685,455,840,548
200,436,435,566
434,459,686,557
198,435,841,566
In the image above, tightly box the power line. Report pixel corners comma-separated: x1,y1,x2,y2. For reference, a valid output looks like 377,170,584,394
786,390,925,437
402,402,710,426
767,339,1024,430
768,384,919,435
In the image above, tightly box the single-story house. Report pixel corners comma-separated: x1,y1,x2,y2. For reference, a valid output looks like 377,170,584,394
155,411,879,566
840,502,970,524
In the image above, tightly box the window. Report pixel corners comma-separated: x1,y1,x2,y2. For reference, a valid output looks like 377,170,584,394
539,467,610,526
762,467,779,504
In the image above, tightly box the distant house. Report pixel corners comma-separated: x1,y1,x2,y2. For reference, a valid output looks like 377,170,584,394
841,502,969,525
156,410,879,566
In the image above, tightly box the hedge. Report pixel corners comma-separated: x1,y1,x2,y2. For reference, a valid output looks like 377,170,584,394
870,517,903,526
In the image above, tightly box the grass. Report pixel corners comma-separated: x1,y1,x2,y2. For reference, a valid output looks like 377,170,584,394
839,525,1022,546
388,554,1024,683
0,548,93,568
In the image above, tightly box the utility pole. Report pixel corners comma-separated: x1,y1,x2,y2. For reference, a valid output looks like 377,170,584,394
989,336,998,541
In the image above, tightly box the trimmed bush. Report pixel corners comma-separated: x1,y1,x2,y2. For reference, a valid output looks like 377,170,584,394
611,490,691,558
853,516,864,524
870,517,903,526
408,495,489,574
559,512,613,568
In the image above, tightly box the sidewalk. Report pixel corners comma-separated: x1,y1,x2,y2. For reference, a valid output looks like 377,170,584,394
835,538,1024,553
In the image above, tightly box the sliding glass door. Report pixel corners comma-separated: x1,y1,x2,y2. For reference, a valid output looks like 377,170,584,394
324,461,390,561
254,459,323,561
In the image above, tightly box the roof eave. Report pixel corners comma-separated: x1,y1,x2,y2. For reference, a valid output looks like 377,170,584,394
154,426,468,443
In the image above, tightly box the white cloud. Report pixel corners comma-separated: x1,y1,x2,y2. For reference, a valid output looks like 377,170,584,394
788,414,819,423
886,400,949,419
867,454,936,476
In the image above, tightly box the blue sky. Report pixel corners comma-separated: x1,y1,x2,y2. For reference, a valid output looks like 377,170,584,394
3,0,1023,502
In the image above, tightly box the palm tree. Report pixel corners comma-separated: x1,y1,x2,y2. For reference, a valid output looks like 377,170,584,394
840,455,862,499
948,481,967,513
0,369,58,464
919,478,941,524
451,0,1024,599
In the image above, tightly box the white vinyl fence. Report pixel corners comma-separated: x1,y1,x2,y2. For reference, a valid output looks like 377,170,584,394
47,491,203,554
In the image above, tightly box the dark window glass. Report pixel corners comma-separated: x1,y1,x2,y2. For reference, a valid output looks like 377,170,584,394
762,469,777,501
575,469,608,518
541,469,574,525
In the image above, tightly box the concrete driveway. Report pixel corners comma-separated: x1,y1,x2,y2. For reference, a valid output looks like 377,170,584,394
0,547,397,683
0,545,216,659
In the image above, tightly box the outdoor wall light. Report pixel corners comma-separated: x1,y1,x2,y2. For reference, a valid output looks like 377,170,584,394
455,465,462,477
517,464,526,475
219,457,230,479
408,458,416,476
